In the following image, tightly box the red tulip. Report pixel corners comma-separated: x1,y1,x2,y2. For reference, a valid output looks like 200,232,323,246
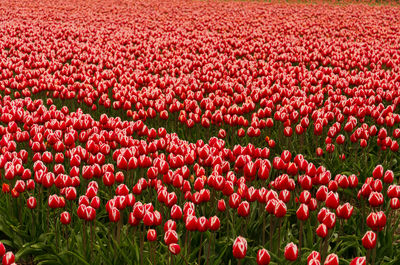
164,230,178,245
147,229,157,241
284,242,298,261
168,243,181,255
108,207,120,222
307,251,321,262
197,216,209,232
27,196,37,209
274,200,287,218
60,211,71,225
372,165,383,179
383,170,394,184
237,201,250,217
362,231,377,249
164,220,177,232
299,190,311,204
2,251,15,265
209,216,220,232
2,184,10,193
316,186,328,202
325,192,339,209
257,248,270,265
170,205,182,220
368,192,384,207
349,257,366,265
143,212,154,226
296,204,309,221
324,253,339,265
133,203,145,219
0,242,5,257
185,215,198,231
316,223,328,238
232,236,247,259
390,198,400,210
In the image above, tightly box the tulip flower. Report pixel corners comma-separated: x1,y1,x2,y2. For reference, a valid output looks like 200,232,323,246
233,236,247,260
349,257,366,265
60,211,71,225
308,251,321,263
324,253,339,265
2,251,15,265
168,243,181,255
372,165,383,179
27,196,37,209
257,248,270,265
284,242,298,261
362,231,377,249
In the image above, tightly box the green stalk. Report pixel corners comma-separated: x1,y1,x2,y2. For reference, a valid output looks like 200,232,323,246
299,220,303,257
54,213,58,252
277,218,282,256
262,210,266,246
366,249,371,265
140,224,145,265
90,221,94,261
198,232,203,265
206,233,213,265
321,230,330,262
371,233,378,265
83,221,87,258
269,215,274,250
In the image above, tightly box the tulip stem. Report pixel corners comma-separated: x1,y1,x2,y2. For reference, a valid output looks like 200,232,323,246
184,229,189,260
46,206,50,234
198,232,203,265
277,218,282,256
187,232,191,259
54,213,58,252
371,237,377,265
90,221,94,261
299,221,303,257
66,225,69,251
361,198,366,233
321,230,330,262
31,210,35,237
180,250,189,265
152,242,156,265
132,227,137,247
262,210,266,246
269,215,274,251
140,224,144,265
366,249,371,265
83,221,87,258
206,233,213,265
116,217,122,243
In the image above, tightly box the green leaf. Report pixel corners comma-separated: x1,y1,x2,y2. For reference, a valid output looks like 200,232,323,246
62,251,91,265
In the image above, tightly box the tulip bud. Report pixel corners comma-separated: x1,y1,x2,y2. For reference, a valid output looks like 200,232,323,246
257,248,270,265
324,253,339,265
27,196,37,209
307,251,321,263
296,204,309,221
362,231,377,249
284,242,298,261
349,257,366,265
232,236,247,259
60,211,71,225
168,243,181,255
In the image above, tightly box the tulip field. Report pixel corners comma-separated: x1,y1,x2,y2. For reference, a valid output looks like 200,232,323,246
1,0,400,264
